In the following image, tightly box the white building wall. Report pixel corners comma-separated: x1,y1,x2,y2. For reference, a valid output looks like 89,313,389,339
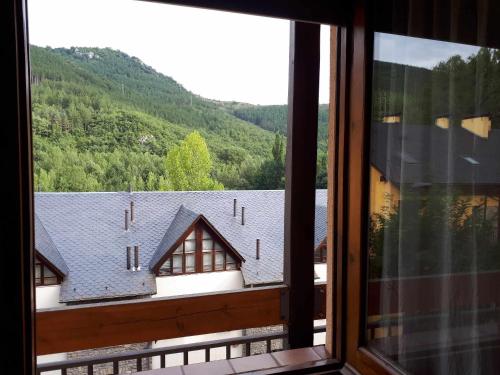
315,263,327,283
35,285,63,309
152,270,245,369
154,270,244,297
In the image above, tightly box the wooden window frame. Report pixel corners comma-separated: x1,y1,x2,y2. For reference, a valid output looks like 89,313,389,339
327,2,409,373
7,0,453,373
6,0,349,373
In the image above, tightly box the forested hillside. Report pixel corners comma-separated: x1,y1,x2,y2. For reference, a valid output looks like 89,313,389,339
224,103,329,146
30,46,291,191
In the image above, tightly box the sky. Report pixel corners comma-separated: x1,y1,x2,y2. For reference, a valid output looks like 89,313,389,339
374,33,480,69
27,0,482,105
27,0,331,105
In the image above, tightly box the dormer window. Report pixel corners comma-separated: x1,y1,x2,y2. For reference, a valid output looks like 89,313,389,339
157,221,242,276
35,257,62,286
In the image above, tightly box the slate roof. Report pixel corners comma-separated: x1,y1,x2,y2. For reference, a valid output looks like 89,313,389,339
35,190,327,302
371,122,500,187
34,214,69,276
149,205,199,269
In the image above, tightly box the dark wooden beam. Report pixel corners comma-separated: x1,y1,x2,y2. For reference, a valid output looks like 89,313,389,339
1,0,35,373
284,21,321,349
326,25,344,361
37,283,327,355
144,0,350,26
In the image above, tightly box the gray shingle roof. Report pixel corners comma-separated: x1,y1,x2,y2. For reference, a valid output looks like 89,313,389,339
149,205,199,269
34,214,69,276
35,190,327,302
371,122,500,186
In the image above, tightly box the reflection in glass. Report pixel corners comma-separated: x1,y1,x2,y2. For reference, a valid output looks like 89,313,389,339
367,33,500,374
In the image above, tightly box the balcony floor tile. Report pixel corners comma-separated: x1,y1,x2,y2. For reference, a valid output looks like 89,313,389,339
230,353,280,372
271,347,321,366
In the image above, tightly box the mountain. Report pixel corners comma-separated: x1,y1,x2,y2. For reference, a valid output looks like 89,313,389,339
30,46,284,191
223,103,329,141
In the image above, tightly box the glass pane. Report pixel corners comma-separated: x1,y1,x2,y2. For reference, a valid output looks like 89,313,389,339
35,263,41,279
44,277,58,285
44,266,55,277
202,230,211,240
159,259,172,276
173,244,183,254
367,32,500,374
185,253,195,273
184,239,196,252
172,254,182,273
203,252,213,272
226,261,238,271
214,241,223,251
215,251,224,271
202,239,213,250
185,231,195,240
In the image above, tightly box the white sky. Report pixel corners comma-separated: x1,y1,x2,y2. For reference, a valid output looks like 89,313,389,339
375,33,481,69
27,0,332,105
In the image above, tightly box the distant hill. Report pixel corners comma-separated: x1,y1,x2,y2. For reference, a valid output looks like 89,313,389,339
30,46,282,191
30,45,498,192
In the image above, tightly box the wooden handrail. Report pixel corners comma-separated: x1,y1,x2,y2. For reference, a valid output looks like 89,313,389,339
36,283,327,355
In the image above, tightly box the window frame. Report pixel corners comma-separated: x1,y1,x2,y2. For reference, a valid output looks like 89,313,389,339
7,0,346,373
334,1,500,374
8,0,458,373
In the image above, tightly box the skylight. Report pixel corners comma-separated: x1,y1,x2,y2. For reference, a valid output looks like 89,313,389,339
462,156,480,165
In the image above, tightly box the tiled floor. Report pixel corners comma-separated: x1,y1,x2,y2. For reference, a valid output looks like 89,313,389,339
135,345,328,374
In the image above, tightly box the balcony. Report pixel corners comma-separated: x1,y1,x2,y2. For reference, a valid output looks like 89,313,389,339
36,283,329,374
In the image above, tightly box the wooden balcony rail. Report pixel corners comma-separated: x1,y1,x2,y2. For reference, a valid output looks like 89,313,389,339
37,325,327,374
36,283,327,355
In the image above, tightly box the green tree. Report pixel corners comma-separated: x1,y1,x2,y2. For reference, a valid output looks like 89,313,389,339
165,131,223,191
368,189,500,279
254,133,285,189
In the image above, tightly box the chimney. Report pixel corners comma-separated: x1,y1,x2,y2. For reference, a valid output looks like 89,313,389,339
256,239,260,260
130,201,135,223
126,246,131,270
125,209,129,231
134,245,140,270
241,207,245,225
233,199,237,217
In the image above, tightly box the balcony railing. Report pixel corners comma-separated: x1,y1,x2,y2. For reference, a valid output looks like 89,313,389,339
37,283,326,355
37,325,327,374
36,283,327,373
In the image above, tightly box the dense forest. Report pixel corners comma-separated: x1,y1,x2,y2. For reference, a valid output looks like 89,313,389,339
30,45,326,192
30,45,500,192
